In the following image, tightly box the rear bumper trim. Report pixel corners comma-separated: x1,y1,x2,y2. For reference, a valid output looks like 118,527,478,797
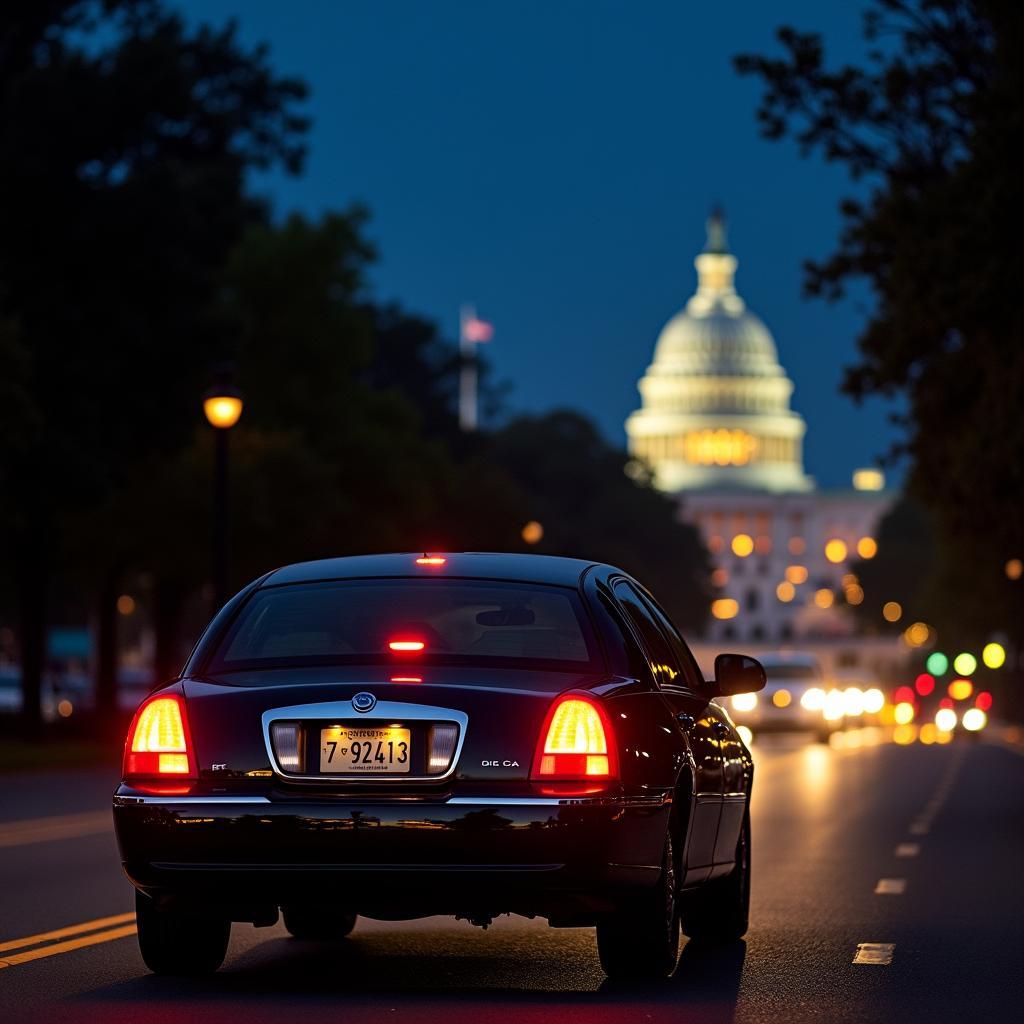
115,792,670,808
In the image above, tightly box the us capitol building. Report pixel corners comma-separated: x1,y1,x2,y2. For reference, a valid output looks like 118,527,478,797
626,212,892,646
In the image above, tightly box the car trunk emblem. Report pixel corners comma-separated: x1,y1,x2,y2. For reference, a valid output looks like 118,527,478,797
352,692,377,713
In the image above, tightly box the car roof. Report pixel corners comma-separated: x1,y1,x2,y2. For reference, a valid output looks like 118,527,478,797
262,552,604,588
757,651,822,668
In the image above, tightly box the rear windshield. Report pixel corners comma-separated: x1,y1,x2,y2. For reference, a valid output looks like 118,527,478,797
209,579,599,673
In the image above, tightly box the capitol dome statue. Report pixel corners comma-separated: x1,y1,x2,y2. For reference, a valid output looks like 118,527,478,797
626,211,813,494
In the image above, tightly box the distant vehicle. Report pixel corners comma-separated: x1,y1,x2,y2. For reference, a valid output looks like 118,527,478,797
726,651,831,740
0,665,62,721
113,552,766,979
0,665,21,715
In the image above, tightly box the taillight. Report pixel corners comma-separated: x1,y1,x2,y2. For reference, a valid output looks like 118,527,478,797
531,694,617,781
123,694,197,781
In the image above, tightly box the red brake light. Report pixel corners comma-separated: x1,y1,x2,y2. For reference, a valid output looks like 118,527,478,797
391,675,423,683
388,639,426,652
531,694,617,781
415,555,446,566
123,694,197,781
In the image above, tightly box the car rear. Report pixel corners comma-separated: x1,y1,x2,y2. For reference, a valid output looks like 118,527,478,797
113,569,670,930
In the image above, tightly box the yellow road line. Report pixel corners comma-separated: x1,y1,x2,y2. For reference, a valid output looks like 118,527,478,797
0,811,110,849
0,912,136,955
0,924,137,969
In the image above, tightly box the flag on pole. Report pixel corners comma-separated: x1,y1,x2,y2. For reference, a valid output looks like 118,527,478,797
461,313,494,343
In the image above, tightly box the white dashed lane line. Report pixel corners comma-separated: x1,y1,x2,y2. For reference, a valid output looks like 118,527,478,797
853,942,895,965
874,877,907,895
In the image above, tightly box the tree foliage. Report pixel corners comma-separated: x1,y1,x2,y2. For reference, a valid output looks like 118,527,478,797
735,0,1023,644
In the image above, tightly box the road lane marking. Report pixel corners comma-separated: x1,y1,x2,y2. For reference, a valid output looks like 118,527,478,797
0,912,135,955
895,842,920,858
0,810,111,849
853,942,895,965
875,878,907,895
0,924,137,969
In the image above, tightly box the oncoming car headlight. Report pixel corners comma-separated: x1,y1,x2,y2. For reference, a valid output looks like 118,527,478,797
731,692,758,713
800,687,826,711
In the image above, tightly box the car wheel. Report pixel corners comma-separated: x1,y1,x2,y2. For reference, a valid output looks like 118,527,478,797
283,907,357,941
596,830,680,980
135,891,230,975
680,806,750,942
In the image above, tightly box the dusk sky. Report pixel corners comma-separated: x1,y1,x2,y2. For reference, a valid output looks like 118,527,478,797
178,0,899,489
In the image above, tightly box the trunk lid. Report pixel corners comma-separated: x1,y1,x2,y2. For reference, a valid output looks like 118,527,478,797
182,666,606,786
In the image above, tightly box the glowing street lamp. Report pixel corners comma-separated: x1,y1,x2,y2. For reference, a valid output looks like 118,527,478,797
203,372,244,608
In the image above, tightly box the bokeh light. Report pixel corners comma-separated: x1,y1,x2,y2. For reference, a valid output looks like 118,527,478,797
772,689,792,708
845,583,865,605
893,724,917,745
521,520,544,545
915,673,935,696
711,598,739,620
856,537,878,559
882,601,902,623
948,679,973,701
731,534,754,557
953,652,977,676
843,687,865,716
825,539,848,563
961,708,987,732
894,685,916,704
801,688,826,711
788,537,806,555
776,581,795,603
814,589,834,609
863,688,885,714
736,725,754,746
1006,558,1023,581
903,622,930,647
975,691,993,712
893,701,915,725
926,651,949,676
982,642,1006,669
731,692,757,713
785,565,808,585
935,707,957,732
823,689,845,721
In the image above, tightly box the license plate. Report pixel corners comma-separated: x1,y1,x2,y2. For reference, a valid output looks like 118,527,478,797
319,726,411,774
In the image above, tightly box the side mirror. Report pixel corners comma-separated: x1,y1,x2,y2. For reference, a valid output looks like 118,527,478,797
711,653,767,697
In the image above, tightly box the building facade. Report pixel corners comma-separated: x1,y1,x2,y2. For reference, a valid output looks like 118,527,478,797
626,212,892,645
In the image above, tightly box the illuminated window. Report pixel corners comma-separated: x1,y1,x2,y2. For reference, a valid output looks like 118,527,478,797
711,598,739,620
683,429,759,466
731,534,754,557
824,539,848,563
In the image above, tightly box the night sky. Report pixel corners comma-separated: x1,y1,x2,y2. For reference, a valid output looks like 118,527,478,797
177,0,899,490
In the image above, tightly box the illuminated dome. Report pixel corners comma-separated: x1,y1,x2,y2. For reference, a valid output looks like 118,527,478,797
626,211,813,493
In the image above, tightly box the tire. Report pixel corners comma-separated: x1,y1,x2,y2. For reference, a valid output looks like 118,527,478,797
283,907,357,941
596,830,680,980
135,891,230,975
680,806,750,942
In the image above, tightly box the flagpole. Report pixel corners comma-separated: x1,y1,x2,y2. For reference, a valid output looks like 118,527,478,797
459,303,478,432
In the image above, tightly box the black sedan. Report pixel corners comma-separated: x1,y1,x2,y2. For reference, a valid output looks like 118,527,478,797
113,552,765,980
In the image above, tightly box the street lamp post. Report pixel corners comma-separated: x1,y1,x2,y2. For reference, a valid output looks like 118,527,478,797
203,376,243,610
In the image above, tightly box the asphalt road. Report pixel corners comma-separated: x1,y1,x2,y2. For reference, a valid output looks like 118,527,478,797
1,733,1022,1024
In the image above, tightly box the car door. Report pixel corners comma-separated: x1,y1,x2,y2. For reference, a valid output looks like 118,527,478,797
610,580,725,886
637,586,749,871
